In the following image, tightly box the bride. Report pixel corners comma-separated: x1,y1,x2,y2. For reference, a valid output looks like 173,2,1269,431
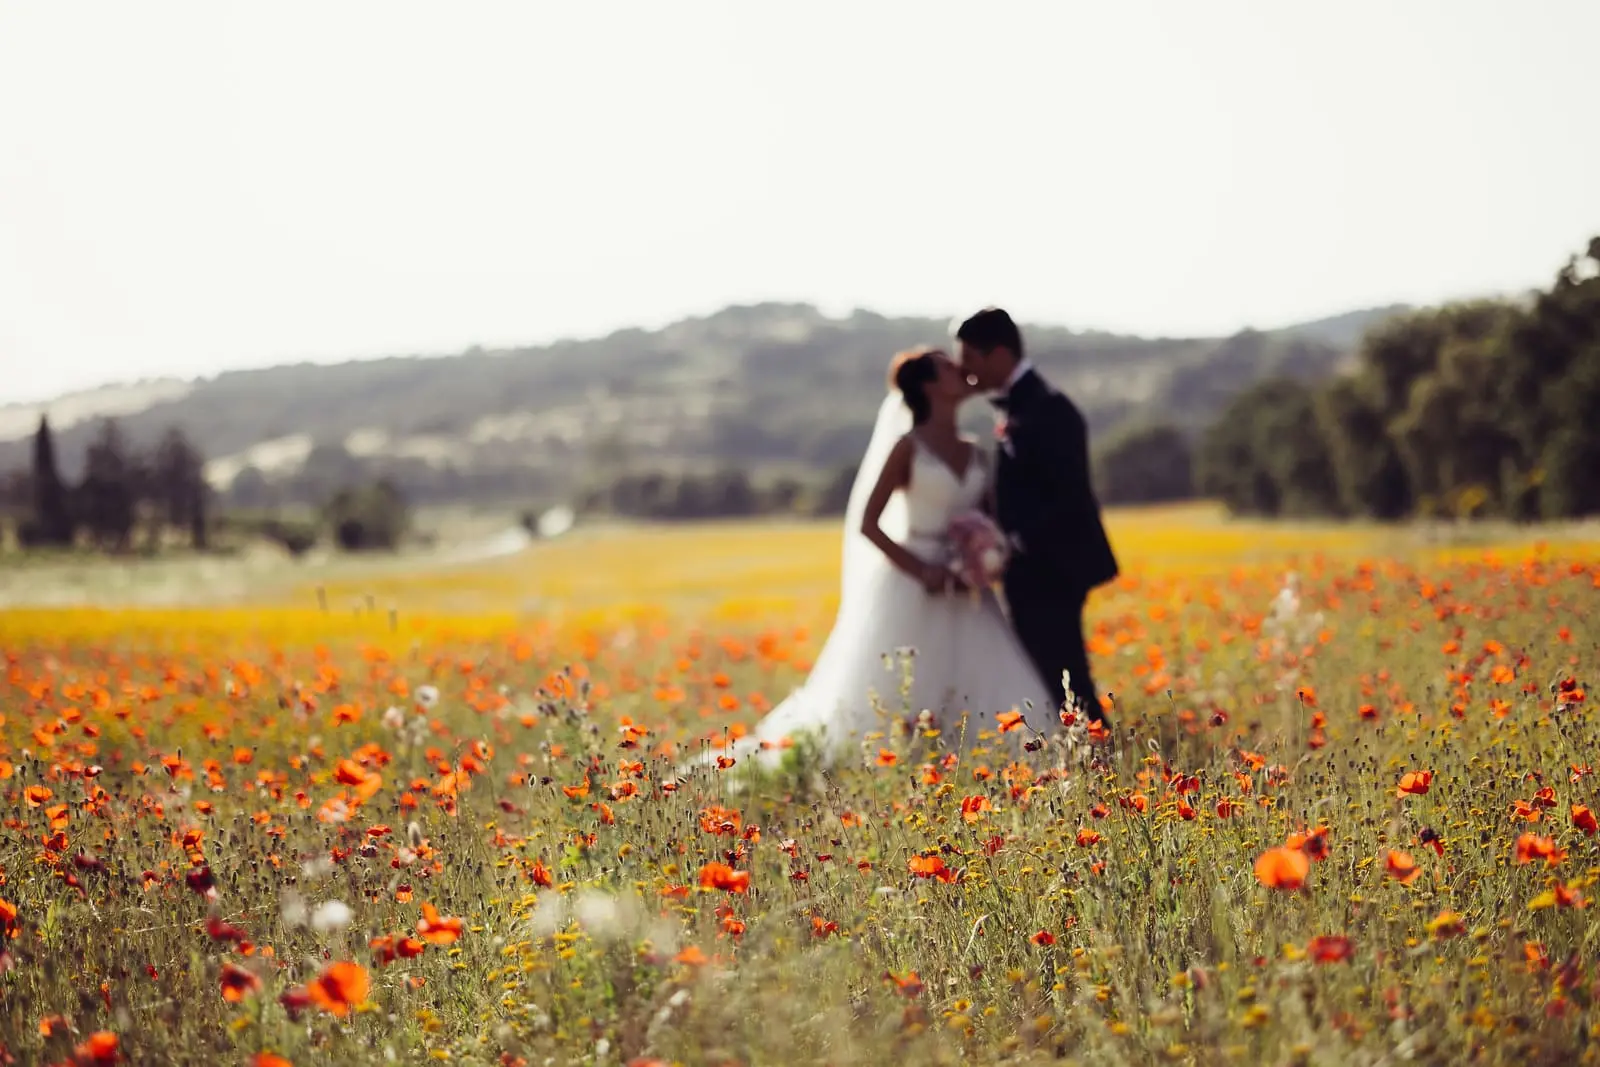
704,347,1058,769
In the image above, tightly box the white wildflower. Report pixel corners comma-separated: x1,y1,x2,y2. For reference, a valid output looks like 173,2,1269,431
573,891,622,937
301,855,334,881
280,892,308,929
311,900,353,933
526,891,567,937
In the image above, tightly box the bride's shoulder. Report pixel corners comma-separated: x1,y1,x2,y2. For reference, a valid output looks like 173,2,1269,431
884,432,919,466
894,431,930,456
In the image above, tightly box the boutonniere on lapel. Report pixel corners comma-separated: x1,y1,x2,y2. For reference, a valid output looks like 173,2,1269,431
995,416,1013,455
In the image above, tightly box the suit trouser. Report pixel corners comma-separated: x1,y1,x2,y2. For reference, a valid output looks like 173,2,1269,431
1005,575,1104,723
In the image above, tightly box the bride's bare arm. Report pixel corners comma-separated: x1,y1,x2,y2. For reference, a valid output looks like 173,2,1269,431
861,437,941,590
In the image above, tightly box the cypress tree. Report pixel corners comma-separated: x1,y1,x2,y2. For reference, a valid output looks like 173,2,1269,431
30,415,73,545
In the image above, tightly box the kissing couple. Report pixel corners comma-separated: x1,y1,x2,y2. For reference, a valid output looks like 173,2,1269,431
708,307,1119,768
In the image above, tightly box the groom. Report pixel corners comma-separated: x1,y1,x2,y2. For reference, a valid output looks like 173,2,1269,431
955,307,1119,727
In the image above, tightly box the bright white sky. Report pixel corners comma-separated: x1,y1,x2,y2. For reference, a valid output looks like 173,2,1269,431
2,1,1597,403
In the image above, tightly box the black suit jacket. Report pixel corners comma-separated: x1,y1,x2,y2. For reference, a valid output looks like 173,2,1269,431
993,369,1119,593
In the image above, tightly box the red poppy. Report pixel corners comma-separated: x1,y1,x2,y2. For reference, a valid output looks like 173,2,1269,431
1307,935,1354,963
220,962,263,1002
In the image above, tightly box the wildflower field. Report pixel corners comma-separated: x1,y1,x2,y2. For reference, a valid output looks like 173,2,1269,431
2,506,1599,1066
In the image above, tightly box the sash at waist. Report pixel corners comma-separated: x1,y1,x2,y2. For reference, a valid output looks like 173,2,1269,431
905,529,952,564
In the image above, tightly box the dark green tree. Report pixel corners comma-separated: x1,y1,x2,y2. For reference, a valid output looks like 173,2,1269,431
325,479,410,551
1198,392,1275,515
1314,377,1411,519
78,419,137,550
1199,378,1340,517
29,415,74,546
153,427,210,548
1094,423,1194,505
1536,338,1600,518
1503,239,1600,473
1382,304,1521,516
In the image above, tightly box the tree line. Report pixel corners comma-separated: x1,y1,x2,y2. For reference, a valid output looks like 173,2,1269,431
1,417,210,552
577,466,855,522
1195,237,1600,521
0,416,415,556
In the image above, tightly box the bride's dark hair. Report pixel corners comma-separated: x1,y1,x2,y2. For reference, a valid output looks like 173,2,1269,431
889,347,941,425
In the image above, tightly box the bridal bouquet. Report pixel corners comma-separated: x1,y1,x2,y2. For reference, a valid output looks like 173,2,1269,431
946,510,1008,590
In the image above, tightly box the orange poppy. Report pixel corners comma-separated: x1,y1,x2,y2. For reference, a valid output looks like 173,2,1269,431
306,960,370,1018
698,806,742,836
1513,833,1566,867
71,1032,120,1066
1397,771,1433,797
1254,846,1309,891
1286,826,1330,861
417,903,463,945
697,862,750,893
1384,850,1421,884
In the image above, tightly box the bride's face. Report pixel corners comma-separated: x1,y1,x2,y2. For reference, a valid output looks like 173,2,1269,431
930,352,974,404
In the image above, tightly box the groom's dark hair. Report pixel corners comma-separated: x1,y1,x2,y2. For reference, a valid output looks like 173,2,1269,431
955,307,1024,360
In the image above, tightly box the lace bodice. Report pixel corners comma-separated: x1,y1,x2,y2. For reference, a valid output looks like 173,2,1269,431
903,436,988,557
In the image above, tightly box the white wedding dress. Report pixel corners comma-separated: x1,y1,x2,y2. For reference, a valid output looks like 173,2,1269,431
705,393,1057,770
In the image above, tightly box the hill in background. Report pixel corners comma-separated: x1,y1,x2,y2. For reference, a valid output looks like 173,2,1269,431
0,302,1409,509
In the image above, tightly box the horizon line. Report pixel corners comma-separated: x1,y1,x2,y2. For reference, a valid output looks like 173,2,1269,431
0,293,1448,409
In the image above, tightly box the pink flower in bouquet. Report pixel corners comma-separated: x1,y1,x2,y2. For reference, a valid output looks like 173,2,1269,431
947,510,1008,588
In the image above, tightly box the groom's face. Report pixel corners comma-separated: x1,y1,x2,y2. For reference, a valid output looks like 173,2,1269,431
957,341,1004,391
